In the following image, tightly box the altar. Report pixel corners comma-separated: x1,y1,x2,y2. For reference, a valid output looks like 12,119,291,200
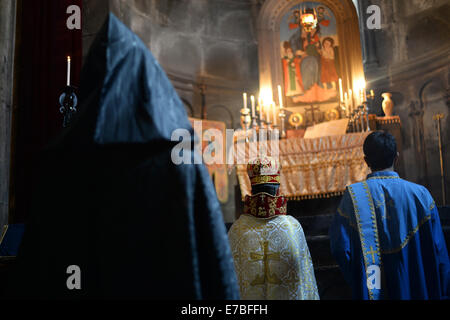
234,132,370,200
231,0,395,201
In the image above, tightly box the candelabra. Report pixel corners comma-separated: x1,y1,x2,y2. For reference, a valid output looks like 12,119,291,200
349,110,357,132
363,102,370,131
279,109,287,139
59,85,78,128
358,105,365,132
240,107,251,143
361,89,375,132
354,109,361,132
251,115,259,131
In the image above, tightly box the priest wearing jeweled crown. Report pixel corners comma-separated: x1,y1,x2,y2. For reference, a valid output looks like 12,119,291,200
228,156,320,300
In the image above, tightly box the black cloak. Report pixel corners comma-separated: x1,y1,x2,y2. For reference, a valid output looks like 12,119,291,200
8,13,239,300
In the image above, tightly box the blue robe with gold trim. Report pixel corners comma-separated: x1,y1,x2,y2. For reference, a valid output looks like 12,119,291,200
330,171,450,299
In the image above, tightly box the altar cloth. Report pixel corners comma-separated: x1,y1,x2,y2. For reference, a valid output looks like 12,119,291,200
234,132,371,200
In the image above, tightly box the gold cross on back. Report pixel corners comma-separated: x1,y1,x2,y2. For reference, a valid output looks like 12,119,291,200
250,241,282,285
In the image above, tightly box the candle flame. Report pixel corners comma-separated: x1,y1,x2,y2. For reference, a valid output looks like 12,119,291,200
356,78,366,90
260,87,273,107
67,56,71,62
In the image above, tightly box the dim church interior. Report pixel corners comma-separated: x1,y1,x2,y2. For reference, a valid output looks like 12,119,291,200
0,0,450,299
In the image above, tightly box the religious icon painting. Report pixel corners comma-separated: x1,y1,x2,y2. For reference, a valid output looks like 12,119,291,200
280,2,341,108
189,118,229,204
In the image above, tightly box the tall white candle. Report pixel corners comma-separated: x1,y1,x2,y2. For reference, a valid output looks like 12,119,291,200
258,95,263,121
250,95,255,118
277,85,283,109
243,93,247,110
67,56,71,86
338,78,343,103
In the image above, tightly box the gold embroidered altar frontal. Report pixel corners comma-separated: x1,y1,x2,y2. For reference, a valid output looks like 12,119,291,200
235,132,371,200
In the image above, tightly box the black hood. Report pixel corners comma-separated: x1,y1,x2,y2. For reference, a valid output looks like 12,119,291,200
8,13,239,300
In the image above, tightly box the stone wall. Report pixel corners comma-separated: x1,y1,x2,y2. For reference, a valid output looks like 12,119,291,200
81,0,450,219
361,0,450,204
0,0,16,232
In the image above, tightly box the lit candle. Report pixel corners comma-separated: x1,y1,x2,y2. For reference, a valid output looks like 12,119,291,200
258,94,263,121
338,78,343,103
67,56,71,86
250,95,256,118
266,103,271,123
277,85,283,109
272,102,277,126
243,93,247,110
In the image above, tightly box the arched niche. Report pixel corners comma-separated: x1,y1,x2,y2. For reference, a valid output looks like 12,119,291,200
257,0,364,112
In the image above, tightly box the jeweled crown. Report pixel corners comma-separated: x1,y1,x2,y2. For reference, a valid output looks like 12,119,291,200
247,156,281,185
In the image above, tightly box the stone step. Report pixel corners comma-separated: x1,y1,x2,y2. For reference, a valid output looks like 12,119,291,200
306,235,335,267
297,214,334,236
314,265,352,300
287,197,342,218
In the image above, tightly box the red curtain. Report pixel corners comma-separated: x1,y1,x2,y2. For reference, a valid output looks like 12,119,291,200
11,0,82,223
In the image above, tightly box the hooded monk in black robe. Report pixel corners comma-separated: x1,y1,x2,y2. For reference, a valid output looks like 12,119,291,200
8,13,239,299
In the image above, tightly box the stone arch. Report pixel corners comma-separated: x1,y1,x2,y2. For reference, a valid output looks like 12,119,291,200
208,104,236,129
256,0,364,102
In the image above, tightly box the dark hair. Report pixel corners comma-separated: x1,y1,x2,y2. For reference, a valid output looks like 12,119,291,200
283,41,292,50
363,131,397,171
322,37,334,47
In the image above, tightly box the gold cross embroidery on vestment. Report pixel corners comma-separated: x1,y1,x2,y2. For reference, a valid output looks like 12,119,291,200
249,241,282,285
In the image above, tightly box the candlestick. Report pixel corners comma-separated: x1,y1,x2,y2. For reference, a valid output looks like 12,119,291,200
277,85,283,109
250,95,255,118
67,56,71,86
258,95,263,123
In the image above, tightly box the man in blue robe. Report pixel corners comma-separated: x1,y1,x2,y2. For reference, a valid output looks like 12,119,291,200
330,131,450,299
